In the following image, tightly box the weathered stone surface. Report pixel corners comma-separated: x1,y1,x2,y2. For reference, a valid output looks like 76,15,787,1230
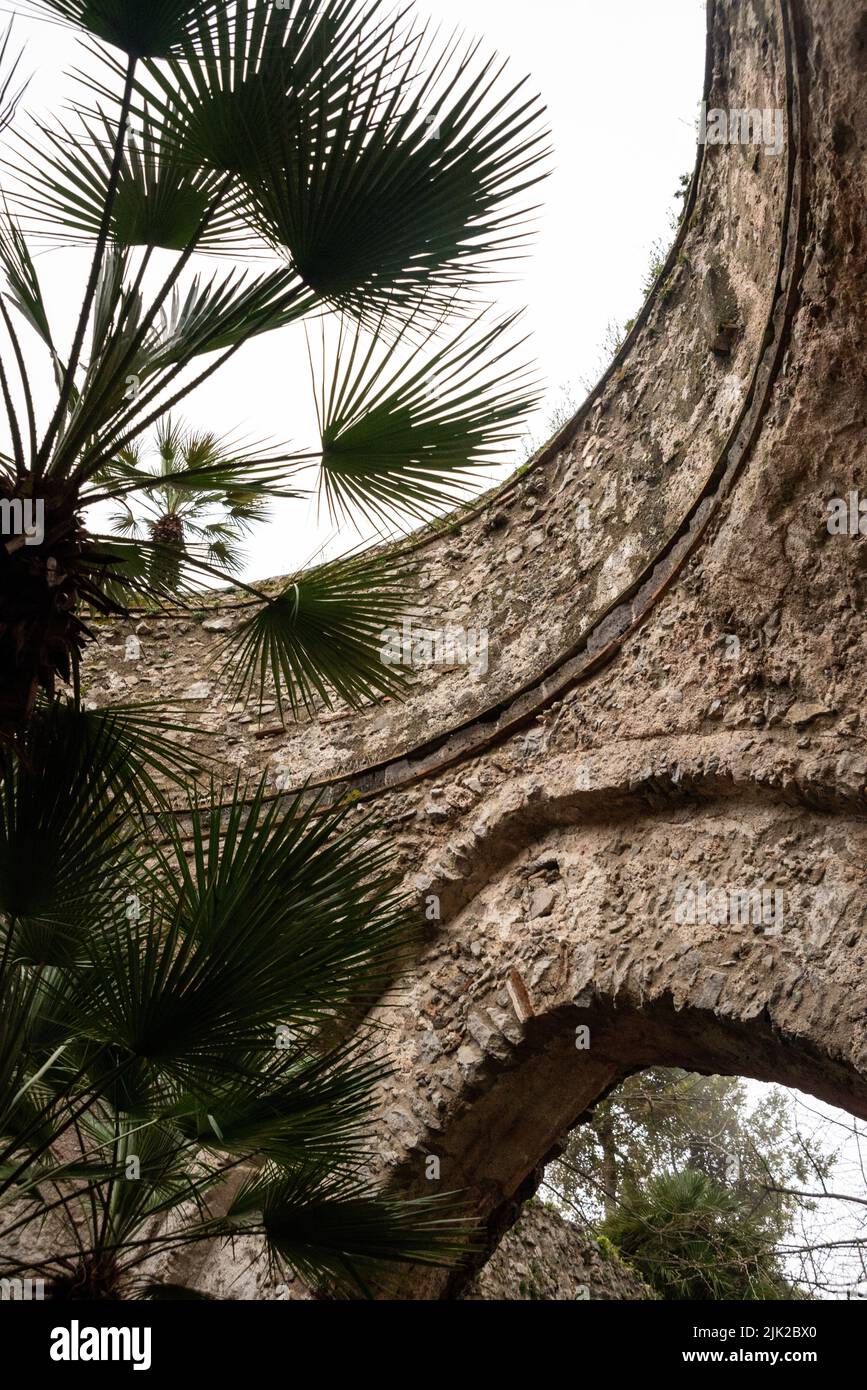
463,1202,655,1301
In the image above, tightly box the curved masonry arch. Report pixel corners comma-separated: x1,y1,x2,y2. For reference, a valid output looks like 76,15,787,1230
95,0,867,1296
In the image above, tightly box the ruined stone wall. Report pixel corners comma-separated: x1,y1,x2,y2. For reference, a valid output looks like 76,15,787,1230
87,0,788,794
91,0,867,1299
462,1202,654,1301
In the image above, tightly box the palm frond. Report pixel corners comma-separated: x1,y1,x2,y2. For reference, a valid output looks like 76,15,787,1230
0,213,57,353
106,505,142,538
0,764,468,1293
77,699,211,798
71,1115,218,1244
0,968,58,1147
20,1,224,59
89,242,131,353
227,1164,473,1297
8,106,249,252
170,1040,387,1168
218,550,413,719
0,22,28,134
77,532,235,609
55,268,159,456
65,781,414,1094
129,0,395,179
89,419,307,505
243,23,550,319
198,531,244,575
148,264,316,368
0,698,148,938
221,491,272,530
55,265,313,479
316,308,541,529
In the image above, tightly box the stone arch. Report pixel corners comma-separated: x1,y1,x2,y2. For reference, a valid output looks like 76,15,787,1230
371,766,867,1296
97,0,867,1296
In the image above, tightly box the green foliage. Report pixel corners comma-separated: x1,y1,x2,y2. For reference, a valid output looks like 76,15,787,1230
219,550,413,719
640,237,671,301
595,1233,618,1263
317,309,540,529
553,1070,833,1236
548,1068,836,1301
13,107,248,252
601,1170,791,1301
0,700,471,1298
22,2,223,59
0,0,547,731
101,417,295,588
242,32,549,319
0,0,544,1297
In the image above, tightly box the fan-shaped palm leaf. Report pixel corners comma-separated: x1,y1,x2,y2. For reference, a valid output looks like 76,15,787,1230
315,308,540,529
0,698,203,938
218,550,413,718
170,1039,388,1168
9,107,249,252
0,763,469,1294
228,1164,472,1297
0,700,143,933
20,1,223,60
90,419,306,505
0,968,60,1152
131,0,394,179
65,782,410,1094
147,265,316,368
242,26,550,318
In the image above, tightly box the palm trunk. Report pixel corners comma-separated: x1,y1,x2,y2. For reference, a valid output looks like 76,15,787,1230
596,1114,618,1218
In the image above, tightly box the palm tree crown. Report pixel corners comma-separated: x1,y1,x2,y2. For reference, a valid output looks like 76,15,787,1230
105,418,274,586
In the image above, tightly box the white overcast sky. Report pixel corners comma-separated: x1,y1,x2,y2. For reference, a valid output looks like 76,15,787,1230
7,0,707,579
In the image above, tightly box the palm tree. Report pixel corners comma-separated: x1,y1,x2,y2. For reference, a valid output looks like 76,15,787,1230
0,0,547,740
105,417,275,590
0,698,471,1298
601,1170,792,1300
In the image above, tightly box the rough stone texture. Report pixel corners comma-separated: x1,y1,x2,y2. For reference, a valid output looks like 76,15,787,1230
84,0,867,1298
462,1202,654,1301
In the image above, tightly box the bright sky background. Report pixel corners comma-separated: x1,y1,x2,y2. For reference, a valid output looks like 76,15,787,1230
8,0,707,578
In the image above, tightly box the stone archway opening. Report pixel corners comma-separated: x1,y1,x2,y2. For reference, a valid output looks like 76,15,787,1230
538,1064,867,1302
373,777,867,1298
